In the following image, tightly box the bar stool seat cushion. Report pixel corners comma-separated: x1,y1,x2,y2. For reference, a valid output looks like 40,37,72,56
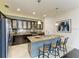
51,43,60,48
61,42,64,45
51,44,56,48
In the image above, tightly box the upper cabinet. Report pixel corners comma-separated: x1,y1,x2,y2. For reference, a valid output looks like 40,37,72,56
27,21,32,29
34,21,37,29
31,21,34,28
12,20,17,29
11,19,43,30
41,22,43,29
31,21,39,31
37,22,43,30
22,21,27,29
18,20,23,29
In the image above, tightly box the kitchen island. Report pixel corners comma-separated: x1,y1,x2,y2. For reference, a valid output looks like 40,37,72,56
27,35,62,57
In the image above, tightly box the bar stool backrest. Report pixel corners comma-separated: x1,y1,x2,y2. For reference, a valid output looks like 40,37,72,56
56,39,61,47
64,37,69,45
43,43,51,51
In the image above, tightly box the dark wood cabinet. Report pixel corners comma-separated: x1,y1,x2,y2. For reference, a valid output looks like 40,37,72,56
36,22,43,30
22,21,27,29
12,35,30,45
17,20,23,29
31,21,35,29
27,21,32,29
41,22,43,30
31,21,37,30
11,19,17,29
11,19,43,30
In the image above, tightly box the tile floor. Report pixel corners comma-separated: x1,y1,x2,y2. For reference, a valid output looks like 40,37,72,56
8,43,30,58
8,43,74,58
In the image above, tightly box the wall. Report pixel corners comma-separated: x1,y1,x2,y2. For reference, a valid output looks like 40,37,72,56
55,8,79,49
44,17,56,35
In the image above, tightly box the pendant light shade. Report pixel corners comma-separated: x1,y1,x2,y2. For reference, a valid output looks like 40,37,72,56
38,21,41,24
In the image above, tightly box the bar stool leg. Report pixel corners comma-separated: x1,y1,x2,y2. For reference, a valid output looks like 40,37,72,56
48,52,49,58
63,45,65,55
58,48,60,57
65,44,67,53
55,49,56,58
43,52,44,58
38,50,40,58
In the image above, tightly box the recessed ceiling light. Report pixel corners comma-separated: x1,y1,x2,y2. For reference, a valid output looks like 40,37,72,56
43,14,46,17
17,8,21,11
33,11,36,15
55,23,59,26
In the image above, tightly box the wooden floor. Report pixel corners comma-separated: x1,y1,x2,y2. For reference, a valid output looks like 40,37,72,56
61,48,79,58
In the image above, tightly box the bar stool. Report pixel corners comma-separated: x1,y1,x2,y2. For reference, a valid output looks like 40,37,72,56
51,39,61,58
38,43,51,58
60,37,69,54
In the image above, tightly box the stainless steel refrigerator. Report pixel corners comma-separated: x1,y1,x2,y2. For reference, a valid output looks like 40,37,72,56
0,12,12,58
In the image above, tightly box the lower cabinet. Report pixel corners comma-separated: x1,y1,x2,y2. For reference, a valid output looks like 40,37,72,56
12,32,44,45
12,35,30,45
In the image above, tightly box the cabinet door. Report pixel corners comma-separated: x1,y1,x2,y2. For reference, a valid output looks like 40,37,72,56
37,24,40,29
40,22,43,30
27,21,31,29
37,22,43,30
31,21,35,29
12,20,17,29
8,19,12,29
22,21,27,29
18,20,22,29
34,21,37,29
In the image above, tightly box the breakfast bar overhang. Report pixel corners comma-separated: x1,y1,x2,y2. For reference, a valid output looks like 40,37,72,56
27,35,62,57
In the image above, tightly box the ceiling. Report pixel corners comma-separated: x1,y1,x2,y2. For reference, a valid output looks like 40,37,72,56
1,0,79,19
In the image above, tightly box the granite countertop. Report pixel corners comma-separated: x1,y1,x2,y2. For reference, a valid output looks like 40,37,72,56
12,32,44,36
27,35,62,43
12,32,32,36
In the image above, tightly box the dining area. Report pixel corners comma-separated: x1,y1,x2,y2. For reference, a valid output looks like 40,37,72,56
27,35,69,58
